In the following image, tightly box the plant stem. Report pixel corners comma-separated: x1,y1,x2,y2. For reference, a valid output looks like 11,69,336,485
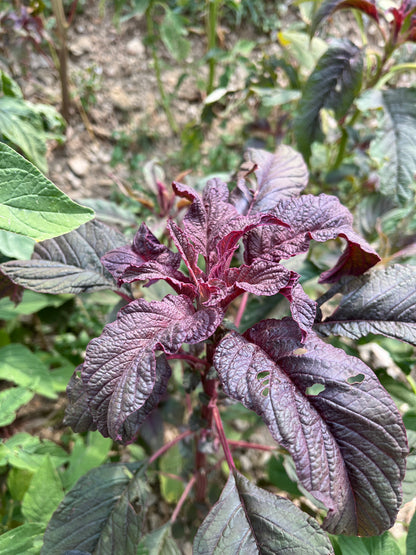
206,0,221,94
228,439,276,452
148,429,193,465
234,291,249,329
166,351,210,369
146,2,179,134
213,405,235,471
170,474,197,523
51,0,71,121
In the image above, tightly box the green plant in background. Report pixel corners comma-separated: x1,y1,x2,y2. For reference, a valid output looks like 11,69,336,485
0,71,65,173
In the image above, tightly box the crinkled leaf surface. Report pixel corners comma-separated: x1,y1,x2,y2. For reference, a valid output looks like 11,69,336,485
294,40,363,161
42,463,147,555
193,470,333,554
244,194,380,283
310,0,379,38
368,88,416,204
232,145,308,213
102,222,195,297
63,368,97,433
83,294,222,442
0,143,93,240
214,319,407,535
0,220,129,295
315,265,416,346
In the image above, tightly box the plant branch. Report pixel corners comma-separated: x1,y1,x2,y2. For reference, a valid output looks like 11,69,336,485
170,474,197,523
234,291,249,329
213,405,235,471
51,0,71,121
148,429,193,465
228,439,276,452
146,2,179,134
166,351,210,369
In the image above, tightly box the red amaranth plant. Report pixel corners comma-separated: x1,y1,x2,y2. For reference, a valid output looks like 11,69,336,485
1,146,411,552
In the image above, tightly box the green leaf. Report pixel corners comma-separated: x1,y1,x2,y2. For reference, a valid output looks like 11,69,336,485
278,31,327,73
367,88,416,205
0,290,70,320
0,143,94,241
0,344,58,399
160,7,190,62
137,524,181,555
0,523,44,555
193,470,333,554
0,70,23,98
294,39,363,162
0,230,35,259
42,463,148,555
159,442,185,504
62,432,112,490
78,198,137,227
267,454,302,498
335,532,401,554
0,386,34,426
251,87,301,107
407,509,416,554
0,433,69,472
7,467,33,501
22,455,64,525
402,429,416,504
0,96,48,172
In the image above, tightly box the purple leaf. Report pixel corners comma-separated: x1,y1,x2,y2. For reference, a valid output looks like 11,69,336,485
214,319,407,535
193,470,334,554
232,146,309,214
63,368,97,434
173,179,286,270
315,264,416,346
0,220,130,295
244,194,380,282
83,295,222,442
0,269,23,303
310,0,379,38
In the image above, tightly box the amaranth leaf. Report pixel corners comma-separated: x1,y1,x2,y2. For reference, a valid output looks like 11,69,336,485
368,88,416,204
41,463,147,555
294,40,363,162
214,319,407,535
315,264,416,346
243,194,380,283
193,470,334,554
83,295,222,442
231,145,308,214
0,220,130,295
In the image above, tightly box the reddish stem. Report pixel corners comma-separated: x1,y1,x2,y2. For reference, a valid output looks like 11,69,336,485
228,439,276,452
148,430,193,465
170,474,197,523
234,291,249,329
213,405,236,471
166,352,210,369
